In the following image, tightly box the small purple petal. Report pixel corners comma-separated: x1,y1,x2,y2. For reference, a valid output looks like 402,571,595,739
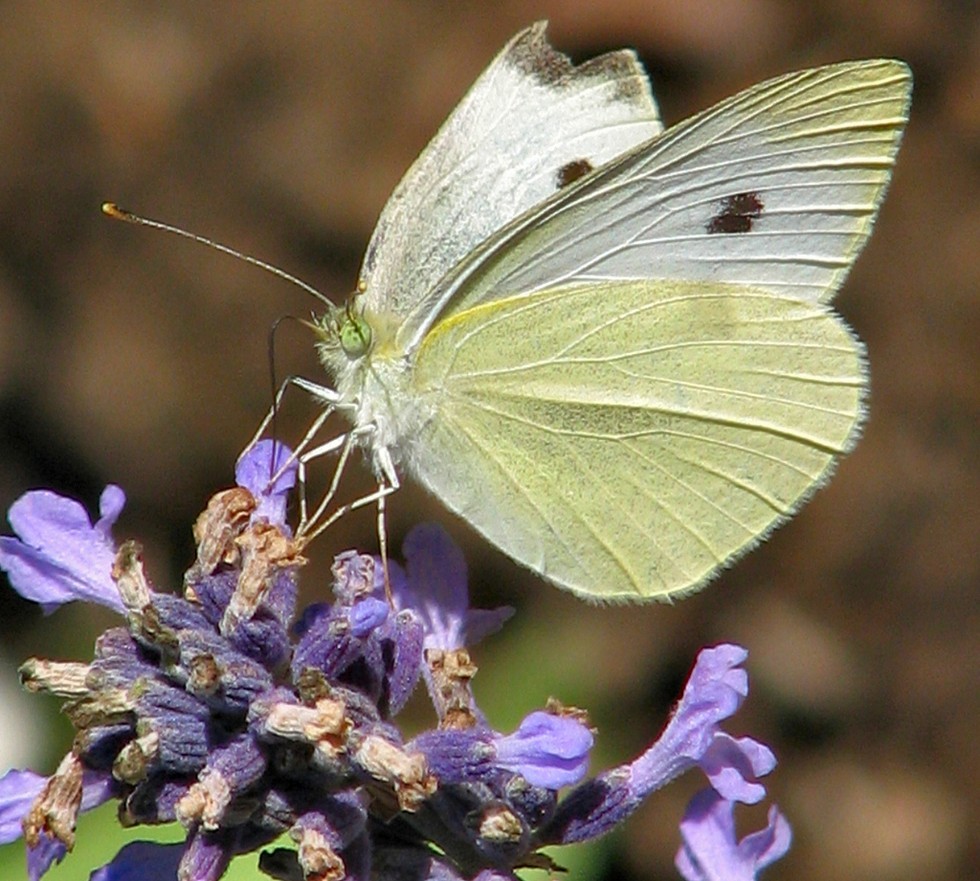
18,769,114,879
235,440,296,527
0,769,45,843
396,523,468,649
27,830,66,881
461,606,515,647
90,840,185,881
96,487,126,539
494,712,593,790
0,489,126,614
350,597,390,638
700,734,776,805
80,770,116,812
376,610,424,717
675,789,791,881
394,524,512,651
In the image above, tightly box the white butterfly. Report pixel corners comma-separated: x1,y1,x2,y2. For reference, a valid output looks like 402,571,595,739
291,23,910,601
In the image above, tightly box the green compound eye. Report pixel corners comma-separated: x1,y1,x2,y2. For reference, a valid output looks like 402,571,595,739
339,312,372,358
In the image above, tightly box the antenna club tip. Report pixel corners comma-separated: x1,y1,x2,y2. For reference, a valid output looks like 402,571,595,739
102,202,128,220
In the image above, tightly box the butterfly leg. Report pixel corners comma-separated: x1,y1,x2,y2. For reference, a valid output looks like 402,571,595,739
297,429,358,535
243,374,364,531
245,374,341,450
243,374,345,487
298,440,399,546
374,447,400,603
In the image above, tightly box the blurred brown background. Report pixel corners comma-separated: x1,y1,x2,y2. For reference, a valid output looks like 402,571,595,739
0,2,976,880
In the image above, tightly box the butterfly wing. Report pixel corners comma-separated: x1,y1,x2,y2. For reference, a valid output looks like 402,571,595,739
408,280,865,600
403,60,911,353
357,22,662,338
353,50,909,600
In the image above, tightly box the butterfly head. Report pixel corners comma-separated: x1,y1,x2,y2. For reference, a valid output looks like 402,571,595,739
310,295,369,374
310,293,406,416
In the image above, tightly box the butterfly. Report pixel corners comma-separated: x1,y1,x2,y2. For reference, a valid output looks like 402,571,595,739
294,23,911,601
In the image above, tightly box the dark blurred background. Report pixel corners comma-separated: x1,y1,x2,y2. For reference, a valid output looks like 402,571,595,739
0,2,976,880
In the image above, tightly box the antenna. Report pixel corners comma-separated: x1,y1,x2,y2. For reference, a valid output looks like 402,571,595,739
102,202,334,307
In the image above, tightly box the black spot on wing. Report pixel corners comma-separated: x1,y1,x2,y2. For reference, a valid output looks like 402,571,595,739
556,158,594,189
707,192,764,234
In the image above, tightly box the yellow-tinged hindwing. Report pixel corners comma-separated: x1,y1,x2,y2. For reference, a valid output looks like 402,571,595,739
407,280,865,600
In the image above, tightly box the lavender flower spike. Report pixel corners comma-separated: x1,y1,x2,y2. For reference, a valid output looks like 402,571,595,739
676,788,792,881
1,440,791,880
0,484,126,614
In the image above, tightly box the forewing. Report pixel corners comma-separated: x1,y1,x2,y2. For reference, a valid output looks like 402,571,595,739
358,22,661,336
410,60,910,352
407,280,865,601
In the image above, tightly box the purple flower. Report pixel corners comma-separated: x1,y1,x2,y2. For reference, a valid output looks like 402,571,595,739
538,645,779,845
235,439,297,528
393,522,513,651
389,523,513,727
631,644,776,804
411,709,593,791
676,788,792,881
0,485,126,614
0,444,790,880
494,711,593,789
